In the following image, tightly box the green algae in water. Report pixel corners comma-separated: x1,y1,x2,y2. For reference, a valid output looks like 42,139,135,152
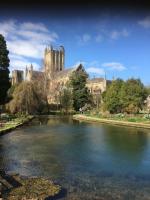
6,176,61,200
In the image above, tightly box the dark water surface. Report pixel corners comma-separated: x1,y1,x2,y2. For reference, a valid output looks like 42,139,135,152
1,116,150,199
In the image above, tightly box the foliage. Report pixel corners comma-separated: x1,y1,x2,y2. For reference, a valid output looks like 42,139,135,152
69,68,92,111
7,84,18,102
0,34,11,105
120,78,147,114
143,114,150,119
59,86,73,113
102,79,124,114
102,78,148,114
114,113,125,118
7,81,45,114
145,86,150,95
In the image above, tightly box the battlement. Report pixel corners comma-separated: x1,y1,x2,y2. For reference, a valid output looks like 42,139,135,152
45,45,65,53
44,44,65,77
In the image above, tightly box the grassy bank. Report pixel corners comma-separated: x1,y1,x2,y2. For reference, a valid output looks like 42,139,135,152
0,115,34,135
73,114,150,129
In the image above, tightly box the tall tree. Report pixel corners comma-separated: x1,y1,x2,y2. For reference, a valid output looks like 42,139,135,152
69,66,91,111
59,86,73,113
0,34,10,105
103,78,148,114
8,81,40,114
102,79,124,113
120,78,147,114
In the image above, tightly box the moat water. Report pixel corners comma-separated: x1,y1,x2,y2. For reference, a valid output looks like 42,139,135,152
1,116,150,199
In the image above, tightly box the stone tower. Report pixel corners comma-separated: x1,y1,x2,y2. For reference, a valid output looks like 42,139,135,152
11,70,24,85
44,45,65,77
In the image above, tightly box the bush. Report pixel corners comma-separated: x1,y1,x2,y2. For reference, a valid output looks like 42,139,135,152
114,113,125,118
127,118,137,122
143,114,150,119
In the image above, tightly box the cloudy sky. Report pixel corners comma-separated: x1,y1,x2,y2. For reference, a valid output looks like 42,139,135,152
0,2,150,85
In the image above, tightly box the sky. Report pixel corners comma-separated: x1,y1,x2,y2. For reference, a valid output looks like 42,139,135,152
0,1,150,85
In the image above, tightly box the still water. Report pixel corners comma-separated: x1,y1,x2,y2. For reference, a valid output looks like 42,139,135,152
1,116,150,199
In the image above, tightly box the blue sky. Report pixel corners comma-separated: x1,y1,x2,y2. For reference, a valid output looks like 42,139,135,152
0,7,150,85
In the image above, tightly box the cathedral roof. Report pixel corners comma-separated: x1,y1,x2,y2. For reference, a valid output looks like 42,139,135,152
53,64,85,79
31,70,44,80
54,68,74,79
87,78,105,83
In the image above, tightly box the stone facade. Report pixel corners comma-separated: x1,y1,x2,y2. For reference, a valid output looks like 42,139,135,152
11,70,24,86
44,45,65,78
11,45,109,105
86,78,107,94
25,64,44,81
47,64,86,104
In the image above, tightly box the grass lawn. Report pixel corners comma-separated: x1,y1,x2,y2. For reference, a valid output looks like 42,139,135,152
0,115,33,133
84,113,150,124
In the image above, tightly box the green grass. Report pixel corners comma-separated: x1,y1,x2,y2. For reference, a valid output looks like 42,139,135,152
0,115,33,133
84,113,150,124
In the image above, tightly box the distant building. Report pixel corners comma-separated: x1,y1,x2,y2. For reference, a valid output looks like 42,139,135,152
25,64,44,81
11,70,24,86
44,45,65,78
11,45,110,105
86,78,107,95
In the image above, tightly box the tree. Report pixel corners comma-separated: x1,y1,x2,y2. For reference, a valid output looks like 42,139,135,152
32,73,49,113
102,78,148,114
59,86,73,113
8,81,41,114
102,79,124,113
0,34,10,105
69,68,91,111
120,78,147,114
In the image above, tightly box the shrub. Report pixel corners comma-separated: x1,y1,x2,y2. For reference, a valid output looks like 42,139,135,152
143,114,150,120
115,113,125,118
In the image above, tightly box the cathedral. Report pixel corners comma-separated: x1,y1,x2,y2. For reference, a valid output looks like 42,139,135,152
11,45,108,105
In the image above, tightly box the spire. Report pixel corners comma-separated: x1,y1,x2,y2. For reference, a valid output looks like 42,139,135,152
104,71,106,80
25,65,28,74
60,45,64,52
45,47,47,53
50,44,53,51
30,63,33,71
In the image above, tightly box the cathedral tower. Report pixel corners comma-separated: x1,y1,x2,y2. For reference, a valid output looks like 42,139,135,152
44,45,65,77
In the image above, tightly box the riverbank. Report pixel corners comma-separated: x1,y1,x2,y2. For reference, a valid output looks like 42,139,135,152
73,114,150,129
0,115,34,136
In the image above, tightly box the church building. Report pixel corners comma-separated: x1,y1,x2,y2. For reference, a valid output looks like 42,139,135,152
11,45,108,105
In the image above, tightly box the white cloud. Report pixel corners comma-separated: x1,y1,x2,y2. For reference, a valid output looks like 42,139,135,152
10,55,40,71
102,62,126,71
88,60,99,67
7,40,45,59
86,67,105,75
77,33,91,45
138,16,150,28
110,30,120,40
0,19,58,70
122,29,129,37
110,29,129,40
95,34,103,43
82,34,91,42
20,22,49,32
72,60,105,76
0,20,16,37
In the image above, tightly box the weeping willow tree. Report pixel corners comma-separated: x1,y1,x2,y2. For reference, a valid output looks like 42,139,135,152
8,81,40,114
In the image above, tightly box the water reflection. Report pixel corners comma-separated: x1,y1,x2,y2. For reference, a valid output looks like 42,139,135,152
103,125,148,164
1,116,150,199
